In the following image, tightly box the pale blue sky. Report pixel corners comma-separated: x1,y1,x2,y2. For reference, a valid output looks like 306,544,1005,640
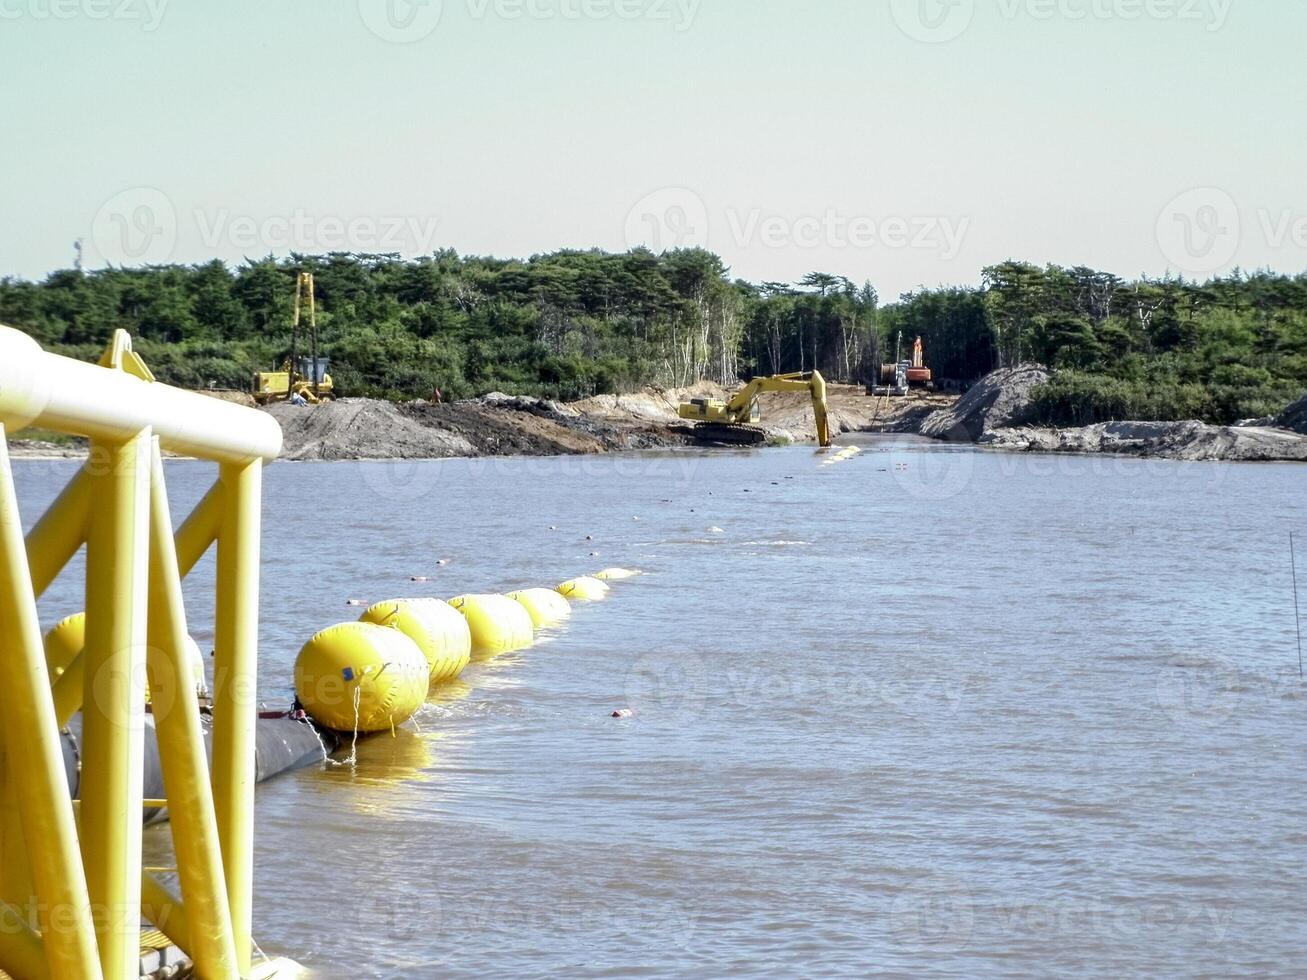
2,0,1303,297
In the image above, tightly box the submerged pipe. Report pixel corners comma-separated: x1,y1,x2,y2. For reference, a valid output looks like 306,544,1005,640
60,712,336,825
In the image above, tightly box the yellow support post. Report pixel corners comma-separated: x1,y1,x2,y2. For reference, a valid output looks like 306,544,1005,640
212,459,263,974
0,433,102,980
146,442,239,979
80,433,151,980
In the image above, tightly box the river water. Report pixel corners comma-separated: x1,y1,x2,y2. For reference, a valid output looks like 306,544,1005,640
14,436,1307,978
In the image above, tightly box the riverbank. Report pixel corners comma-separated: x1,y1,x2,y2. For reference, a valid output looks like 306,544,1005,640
6,383,945,461
897,366,1307,463
10,376,1305,463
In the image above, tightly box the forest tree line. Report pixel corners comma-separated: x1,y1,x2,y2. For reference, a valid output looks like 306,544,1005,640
1,249,1304,425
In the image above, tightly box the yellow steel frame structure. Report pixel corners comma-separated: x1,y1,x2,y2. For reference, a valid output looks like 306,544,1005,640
0,327,282,979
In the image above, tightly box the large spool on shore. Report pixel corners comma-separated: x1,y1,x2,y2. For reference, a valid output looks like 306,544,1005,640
359,598,472,685
448,594,535,657
294,622,429,733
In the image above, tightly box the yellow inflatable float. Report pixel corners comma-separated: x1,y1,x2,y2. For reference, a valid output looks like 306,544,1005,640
594,568,642,581
359,598,472,685
556,576,610,602
507,588,572,629
294,622,429,733
44,612,208,704
448,594,535,657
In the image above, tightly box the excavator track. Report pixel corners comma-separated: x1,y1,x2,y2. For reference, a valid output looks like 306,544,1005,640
692,422,767,446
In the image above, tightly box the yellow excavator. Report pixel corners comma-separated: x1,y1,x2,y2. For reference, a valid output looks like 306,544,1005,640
678,371,831,447
252,271,334,405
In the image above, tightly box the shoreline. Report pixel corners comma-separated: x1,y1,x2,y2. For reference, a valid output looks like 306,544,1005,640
9,382,1307,465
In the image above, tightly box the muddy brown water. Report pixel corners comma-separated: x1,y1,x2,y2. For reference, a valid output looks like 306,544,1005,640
14,435,1307,978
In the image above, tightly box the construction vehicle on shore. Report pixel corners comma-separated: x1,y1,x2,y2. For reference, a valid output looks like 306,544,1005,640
871,333,932,396
252,271,334,405
678,371,831,447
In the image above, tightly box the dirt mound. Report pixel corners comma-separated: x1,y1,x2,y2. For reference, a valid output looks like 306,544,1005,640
268,393,689,461
200,389,258,408
981,420,1307,462
920,364,1050,441
570,383,728,423
1274,392,1307,434
267,399,477,461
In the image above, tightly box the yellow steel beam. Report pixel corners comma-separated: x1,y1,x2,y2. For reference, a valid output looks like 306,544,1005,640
0,327,281,464
139,872,190,955
0,900,51,980
25,466,92,598
0,433,102,979
145,441,239,979
175,481,223,578
80,433,151,980
211,459,263,974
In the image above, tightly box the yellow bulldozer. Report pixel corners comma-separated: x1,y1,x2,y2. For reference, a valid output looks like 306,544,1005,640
678,371,831,447
252,271,334,405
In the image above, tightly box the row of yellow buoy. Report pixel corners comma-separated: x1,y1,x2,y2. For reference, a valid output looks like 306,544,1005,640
293,570,639,735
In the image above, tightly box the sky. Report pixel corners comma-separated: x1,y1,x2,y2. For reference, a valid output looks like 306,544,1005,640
1,0,1304,299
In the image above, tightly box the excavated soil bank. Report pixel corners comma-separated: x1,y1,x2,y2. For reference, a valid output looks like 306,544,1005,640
264,383,908,461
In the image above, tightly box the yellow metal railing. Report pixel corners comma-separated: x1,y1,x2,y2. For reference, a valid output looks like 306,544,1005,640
0,326,282,979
